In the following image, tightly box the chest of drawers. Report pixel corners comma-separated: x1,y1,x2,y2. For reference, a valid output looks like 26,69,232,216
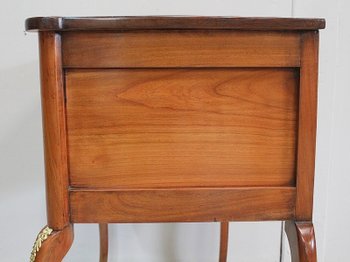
26,16,325,262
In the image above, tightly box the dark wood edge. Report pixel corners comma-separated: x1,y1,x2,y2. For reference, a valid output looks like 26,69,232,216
25,16,326,31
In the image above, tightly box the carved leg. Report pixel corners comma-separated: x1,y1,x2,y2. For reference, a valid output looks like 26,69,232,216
285,221,317,262
99,224,109,262
219,222,229,262
30,224,73,262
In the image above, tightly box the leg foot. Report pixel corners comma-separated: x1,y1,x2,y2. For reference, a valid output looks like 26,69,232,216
30,224,74,262
219,222,229,262
285,221,317,262
99,224,109,262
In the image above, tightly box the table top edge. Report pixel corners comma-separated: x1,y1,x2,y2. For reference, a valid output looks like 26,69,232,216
25,16,326,32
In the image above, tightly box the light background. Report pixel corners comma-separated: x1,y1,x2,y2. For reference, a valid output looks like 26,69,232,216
0,0,349,261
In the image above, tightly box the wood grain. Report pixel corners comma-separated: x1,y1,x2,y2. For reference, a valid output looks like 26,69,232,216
70,187,296,223
27,16,324,261
295,32,319,220
66,68,298,189
25,16,325,32
33,224,74,262
62,31,301,68
39,32,69,230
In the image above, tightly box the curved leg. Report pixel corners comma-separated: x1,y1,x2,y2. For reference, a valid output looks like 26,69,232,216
99,224,109,262
30,224,74,262
219,222,229,262
285,221,317,262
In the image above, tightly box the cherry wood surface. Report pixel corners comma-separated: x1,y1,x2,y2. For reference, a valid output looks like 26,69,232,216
219,222,229,262
285,221,317,262
62,31,301,68
69,187,296,223
39,31,69,230
99,224,108,262
33,225,74,262
66,68,298,189
26,16,324,262
295,222,317,262
295,32,319,221
26,16,325,31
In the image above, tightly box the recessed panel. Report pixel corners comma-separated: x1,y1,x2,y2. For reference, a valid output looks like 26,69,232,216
66,68,298,188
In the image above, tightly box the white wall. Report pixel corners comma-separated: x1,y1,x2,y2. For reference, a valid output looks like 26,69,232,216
0,1,348,261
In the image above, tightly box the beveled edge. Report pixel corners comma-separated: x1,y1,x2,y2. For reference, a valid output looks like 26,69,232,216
25,16,326,32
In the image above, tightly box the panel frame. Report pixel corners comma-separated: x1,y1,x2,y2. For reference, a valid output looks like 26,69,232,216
70,187,296,223
38,29,320,223
295,31,319,221
61,30,301,68
39,31,70,230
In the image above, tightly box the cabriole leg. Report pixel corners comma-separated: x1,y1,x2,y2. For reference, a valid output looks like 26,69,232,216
285,221,317,262
30,224,74,262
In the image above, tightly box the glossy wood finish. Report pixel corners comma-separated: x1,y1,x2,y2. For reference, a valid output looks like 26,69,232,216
285,221,317,262
39,32,69,230
99,224,108,262
70,187,296,223
295,32,319,221
296,222,317,262
219,222,229,262
62,31,301,68
33,224,74,262
26,16,324,262
25,16,325,32
66,68,298,189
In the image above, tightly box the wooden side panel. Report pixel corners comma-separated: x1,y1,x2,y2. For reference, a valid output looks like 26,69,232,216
66,68,298,188
295,32,319,220
39,32,69,230
62,31,301,68
70,187,296,223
